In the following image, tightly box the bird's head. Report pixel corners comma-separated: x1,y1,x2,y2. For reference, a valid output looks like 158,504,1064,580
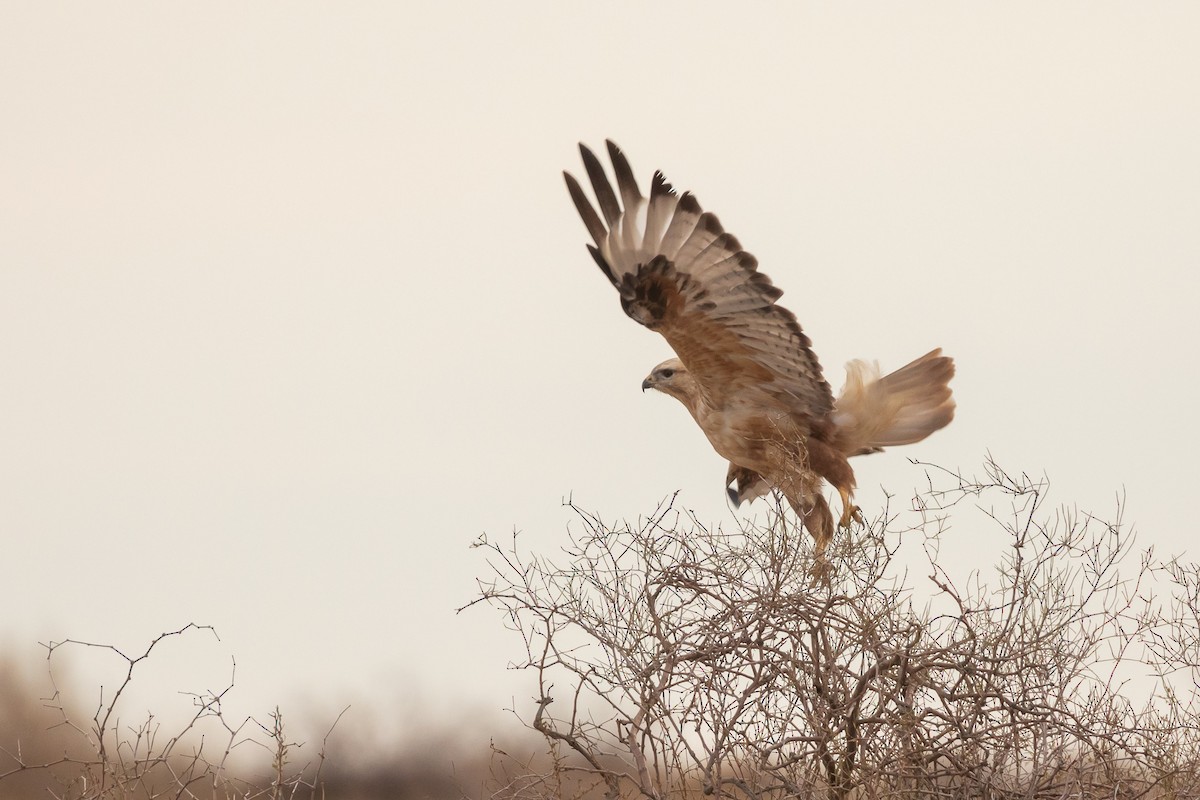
641,358,700,412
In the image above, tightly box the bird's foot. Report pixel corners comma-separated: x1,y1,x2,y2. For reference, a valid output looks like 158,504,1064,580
839,504,863,528
836,488,864,528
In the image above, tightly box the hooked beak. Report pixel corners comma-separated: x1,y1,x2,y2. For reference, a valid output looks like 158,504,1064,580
641,377,653,392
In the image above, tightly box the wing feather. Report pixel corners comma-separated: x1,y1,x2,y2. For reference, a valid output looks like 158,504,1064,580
565,141,833,416
673,212,726,271
643,171,676,253
693,252,763,294
689,234,749,282
607,140,643,218
564,172,608,250
658,193,702,260
579,143,622,227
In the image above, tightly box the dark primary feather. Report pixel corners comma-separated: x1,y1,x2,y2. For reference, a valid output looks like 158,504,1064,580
644,171,674,251
607,140,643,217
579,143,621,227
564,171,607,249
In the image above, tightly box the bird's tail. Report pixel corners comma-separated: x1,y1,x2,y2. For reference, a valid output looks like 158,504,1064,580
830,348,956,458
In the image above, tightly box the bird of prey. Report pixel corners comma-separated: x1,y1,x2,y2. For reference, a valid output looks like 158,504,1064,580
564,141,955,559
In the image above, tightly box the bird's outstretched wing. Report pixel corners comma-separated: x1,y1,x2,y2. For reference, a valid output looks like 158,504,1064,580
565,141,833,417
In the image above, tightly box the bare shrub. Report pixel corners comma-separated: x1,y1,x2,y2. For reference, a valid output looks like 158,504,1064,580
466,457,1200,799
0,624,339,800
0,625,547,800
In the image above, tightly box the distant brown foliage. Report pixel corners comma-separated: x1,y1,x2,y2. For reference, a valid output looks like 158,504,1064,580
0,624,344,799
467,458,1200,799
0,626,535,800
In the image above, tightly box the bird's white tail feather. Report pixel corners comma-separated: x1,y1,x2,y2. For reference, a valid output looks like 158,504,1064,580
831,349,956,457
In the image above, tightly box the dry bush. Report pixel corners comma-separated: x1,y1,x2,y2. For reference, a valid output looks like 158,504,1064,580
0,625,543,800
466,457,1200,799
0,624,337,800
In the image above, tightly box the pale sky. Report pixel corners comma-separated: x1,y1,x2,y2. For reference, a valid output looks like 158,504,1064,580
2,3,1199,750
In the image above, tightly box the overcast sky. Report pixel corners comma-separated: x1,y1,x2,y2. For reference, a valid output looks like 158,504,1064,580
2,3,1198,748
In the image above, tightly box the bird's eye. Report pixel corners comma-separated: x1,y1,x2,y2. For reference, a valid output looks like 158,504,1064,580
661,369,675,379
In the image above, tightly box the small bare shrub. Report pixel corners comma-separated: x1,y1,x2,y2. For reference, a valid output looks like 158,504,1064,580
0,623,340,800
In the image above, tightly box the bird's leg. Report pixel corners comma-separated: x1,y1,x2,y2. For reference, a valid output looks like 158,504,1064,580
797,493,833,559
784,480,835,585
806,494,835,587
837,486,864,528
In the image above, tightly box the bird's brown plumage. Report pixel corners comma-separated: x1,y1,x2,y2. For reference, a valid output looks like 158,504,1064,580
565,141,956,560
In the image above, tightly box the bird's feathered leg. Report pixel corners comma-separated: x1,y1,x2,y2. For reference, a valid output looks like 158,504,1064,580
779,476,834,584
803,496,835,586
799,492,833,557
804,436,863,531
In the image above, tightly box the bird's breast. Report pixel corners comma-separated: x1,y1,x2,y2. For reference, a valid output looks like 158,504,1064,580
695,404,805,472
